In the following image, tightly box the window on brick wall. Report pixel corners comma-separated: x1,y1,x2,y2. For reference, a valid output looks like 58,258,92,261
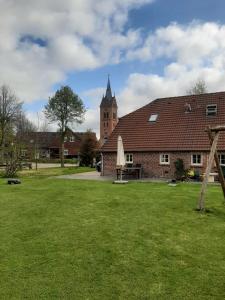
21,149,27,157
125,153,133,164
191,153,202,166
64,149,69,156
218,154,225,166
160,153,170,165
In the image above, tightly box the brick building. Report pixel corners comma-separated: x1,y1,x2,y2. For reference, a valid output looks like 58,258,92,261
99,77,118,146
101,92,225,178
19,130,96,160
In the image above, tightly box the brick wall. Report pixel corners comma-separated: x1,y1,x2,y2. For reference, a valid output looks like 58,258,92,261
100,106,118,146
102,151,214,178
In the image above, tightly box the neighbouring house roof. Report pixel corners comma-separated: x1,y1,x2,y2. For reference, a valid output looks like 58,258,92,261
19,131,97,155
101,91,225,152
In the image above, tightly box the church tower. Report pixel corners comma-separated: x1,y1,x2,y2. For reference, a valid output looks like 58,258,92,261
100,77,118,145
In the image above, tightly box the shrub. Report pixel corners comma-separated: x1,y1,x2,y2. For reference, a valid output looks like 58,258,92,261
174,158,186,180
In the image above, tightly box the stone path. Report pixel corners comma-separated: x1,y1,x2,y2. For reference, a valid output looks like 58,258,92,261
32,163,76,169
57,171,114,181
56,171,169,183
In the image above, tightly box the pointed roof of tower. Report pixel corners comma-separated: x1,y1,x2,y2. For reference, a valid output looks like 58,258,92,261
105,75,112,99
100,76,117,107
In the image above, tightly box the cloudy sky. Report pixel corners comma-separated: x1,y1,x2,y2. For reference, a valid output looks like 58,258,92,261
1,0,225,136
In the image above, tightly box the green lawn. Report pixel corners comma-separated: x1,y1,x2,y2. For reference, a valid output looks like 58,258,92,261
18,166,93,178
1,175,225,299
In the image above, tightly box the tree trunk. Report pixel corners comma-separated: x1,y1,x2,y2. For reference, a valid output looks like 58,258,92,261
0,142,5,165
198,132,219,210
0,127,5,164
207,130,225,199
60,133,65,168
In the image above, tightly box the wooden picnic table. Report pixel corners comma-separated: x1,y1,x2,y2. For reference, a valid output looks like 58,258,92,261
116,166,142,179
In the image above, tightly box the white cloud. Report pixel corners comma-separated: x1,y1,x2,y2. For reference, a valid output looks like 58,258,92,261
26,111,55,131
3,1,225,139
0,0,154,102
76,108,100,137
126,22,225,66
83,21,225,137
82,87,105,108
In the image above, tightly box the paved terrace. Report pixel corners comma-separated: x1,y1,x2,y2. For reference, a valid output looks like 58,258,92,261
57,171,114,181
56,171,169,182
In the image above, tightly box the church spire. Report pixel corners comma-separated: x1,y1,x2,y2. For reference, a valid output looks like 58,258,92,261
105,74,112,99
100,76,118,145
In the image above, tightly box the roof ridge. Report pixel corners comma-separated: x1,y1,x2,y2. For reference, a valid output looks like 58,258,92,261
119,91,225,120
154,91,225,101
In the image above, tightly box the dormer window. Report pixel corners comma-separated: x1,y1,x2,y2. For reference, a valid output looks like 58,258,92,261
149,114,158,122
184,103,192,113
206,104,217,116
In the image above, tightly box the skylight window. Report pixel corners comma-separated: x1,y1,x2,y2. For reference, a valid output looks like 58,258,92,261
206,104,217,116
149,114,158,122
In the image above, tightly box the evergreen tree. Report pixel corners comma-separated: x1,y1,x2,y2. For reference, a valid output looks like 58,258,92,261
80,130,98,167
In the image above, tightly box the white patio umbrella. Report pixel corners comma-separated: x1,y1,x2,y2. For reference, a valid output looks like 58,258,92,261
116,135,125,181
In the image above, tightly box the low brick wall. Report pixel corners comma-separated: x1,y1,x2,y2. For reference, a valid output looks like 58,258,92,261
101,151,211,178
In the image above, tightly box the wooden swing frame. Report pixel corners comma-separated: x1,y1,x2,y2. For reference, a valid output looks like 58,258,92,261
198,125,225,211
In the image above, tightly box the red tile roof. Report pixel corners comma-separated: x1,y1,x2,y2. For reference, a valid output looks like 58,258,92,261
101,92,225,152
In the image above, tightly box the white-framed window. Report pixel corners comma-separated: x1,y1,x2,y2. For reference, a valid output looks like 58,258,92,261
21,149,27,157
191,153,202,166
64,136,67,142
160,153,170,165
218,154,225,166
64,149,69,156
35,151,40,159
125,153,133,164
69,136,75,142
206,104,217,116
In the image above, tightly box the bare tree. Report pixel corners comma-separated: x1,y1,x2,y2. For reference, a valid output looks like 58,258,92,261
0,85,23,162
186,79,207,95
39,115,51,132
4,142,21,178
16,112,37,135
